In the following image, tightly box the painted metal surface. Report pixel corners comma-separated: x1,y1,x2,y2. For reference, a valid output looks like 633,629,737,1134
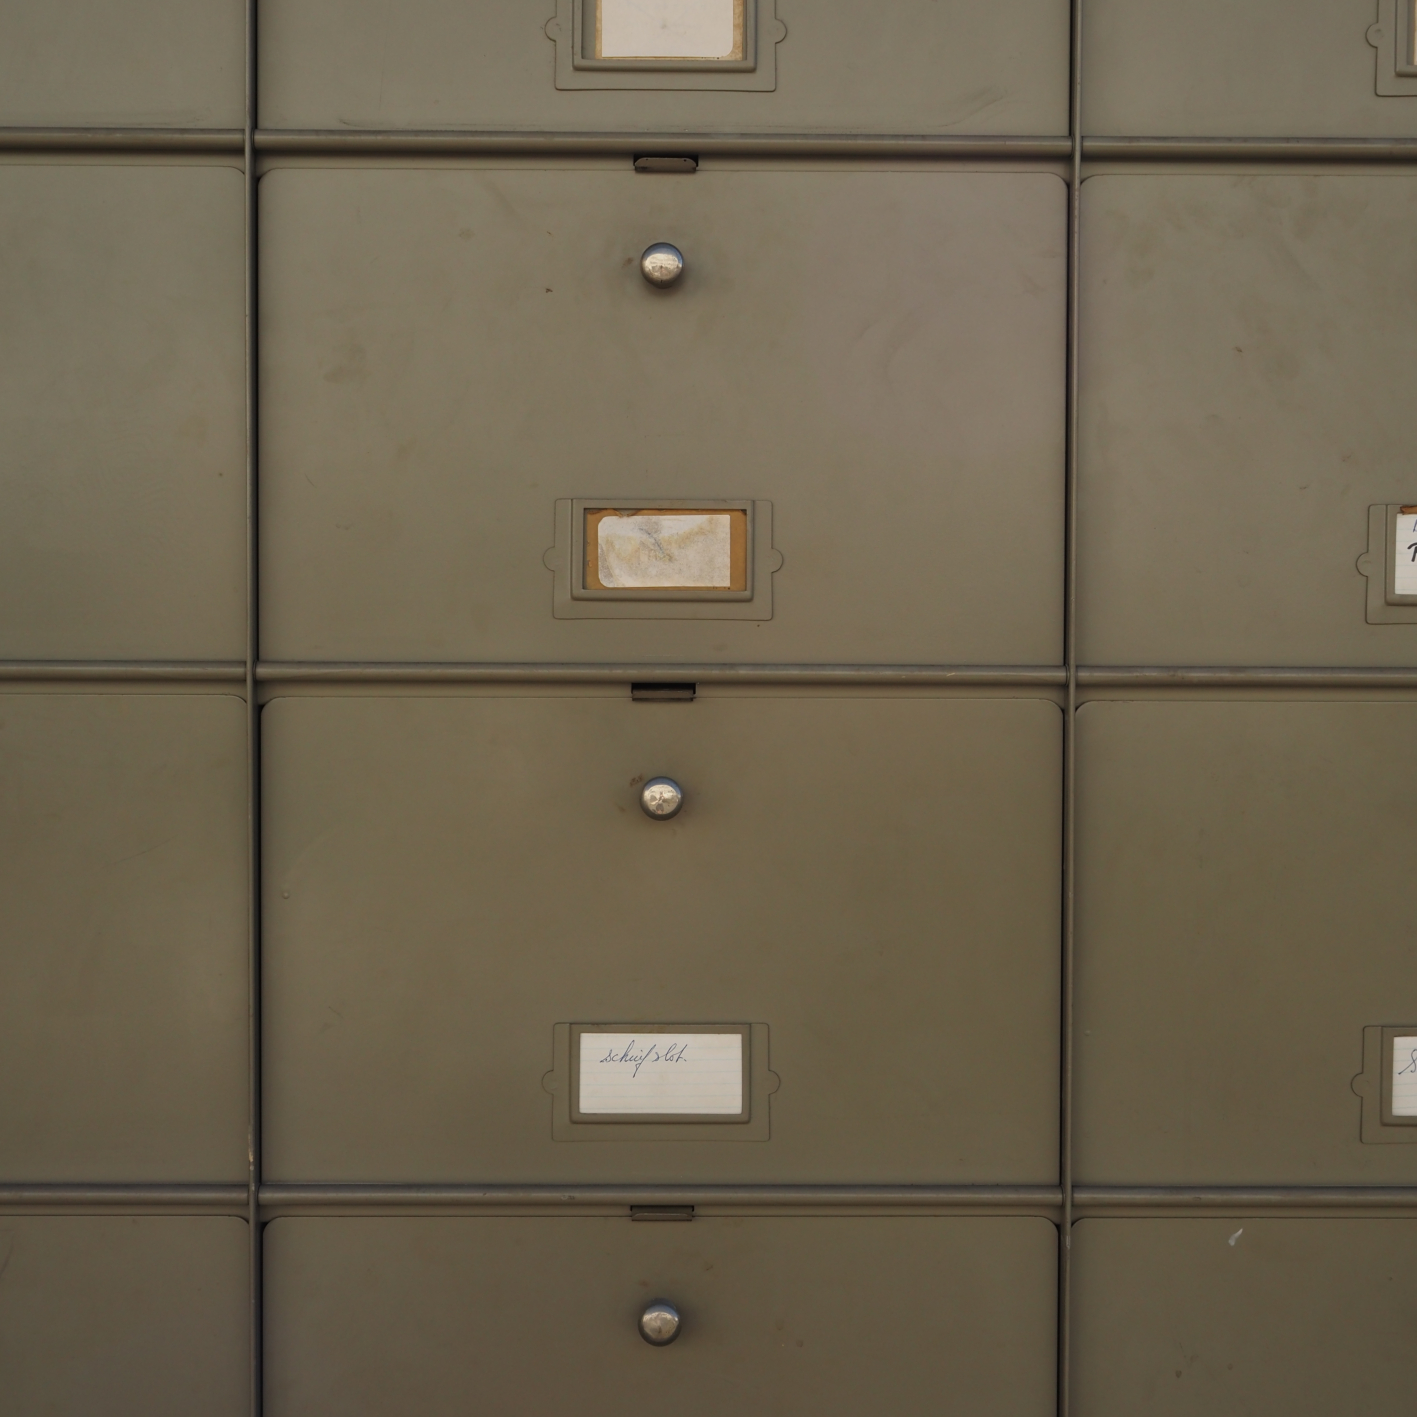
0,1216,251,1415
5,0,1417,1411
258,167,1065,665
0,166,247,660
0,695,249,1181
260,695,1061,1183
263,1217,1057,1416
1072,1219,1417,1412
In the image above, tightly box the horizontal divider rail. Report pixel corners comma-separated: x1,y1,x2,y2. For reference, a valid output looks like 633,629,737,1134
258,1184,1062,1214
10,1183,1412,1217
0,1184,249,1213
8,662,1417,687
0,127,244,153
253,662,1067,685
6,129,1417,163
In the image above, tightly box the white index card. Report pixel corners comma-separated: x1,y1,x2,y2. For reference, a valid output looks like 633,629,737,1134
1393,1036,1417,1116
1395,513,1417,596
597,513,731,588
599,0,738,58
579,1032,744,1114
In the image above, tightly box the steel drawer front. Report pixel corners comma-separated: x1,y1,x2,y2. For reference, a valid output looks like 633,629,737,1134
0,1216,250,1417
265,1215,1057,1417
0,694,250,1181
1072,1218,1417,1415
260,167,1065,667
262,694,1062,1183
0,165,247,661
1075,700,1417,1185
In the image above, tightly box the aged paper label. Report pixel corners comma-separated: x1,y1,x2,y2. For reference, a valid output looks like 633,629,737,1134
596,512,732,588
579,1032,744,1114
1393,1035,1417,1115
1395,510,1417,596
598,0,740,58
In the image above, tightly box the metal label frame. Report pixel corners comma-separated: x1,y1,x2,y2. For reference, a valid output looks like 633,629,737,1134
546,498,781,620
1353,1025,1417,1141
1400,0,1417,75
1381,1026,1417,1126
573,498,754,603
543,1022,778,1140
547,0,784,91
1385,504,1417,604
1368,0,1417,94
1356,504,1417,623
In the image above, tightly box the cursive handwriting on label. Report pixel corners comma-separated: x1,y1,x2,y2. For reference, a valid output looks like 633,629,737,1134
597,1039,690,1076
578,1030,744,1115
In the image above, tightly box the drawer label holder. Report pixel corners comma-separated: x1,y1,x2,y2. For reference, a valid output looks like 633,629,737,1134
544,1022,778,1141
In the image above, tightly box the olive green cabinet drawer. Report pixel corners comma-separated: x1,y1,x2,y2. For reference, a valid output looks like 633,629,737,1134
0,0,244,127
265,1215,1057,1417
1084,0,1417,139
263,694,1061,1183
0,166,247,661
1073,1218,1417,1415
260,168,1065,666
1079,174,1417,667
0,695,249,1181
258,0,1069,135
0,1216,250,1417
1076,701,1417,1184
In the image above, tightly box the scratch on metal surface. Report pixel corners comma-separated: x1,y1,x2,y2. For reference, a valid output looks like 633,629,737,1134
111,836,173,867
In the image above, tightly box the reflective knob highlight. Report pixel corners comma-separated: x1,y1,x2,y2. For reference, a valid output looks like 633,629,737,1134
640,243,685,287
639,1299,681,1345
640,778,684,820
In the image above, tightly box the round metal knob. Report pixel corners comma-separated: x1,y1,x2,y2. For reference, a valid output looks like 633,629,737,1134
640,777,684,820
640,243,684,288
639,1299,681,1346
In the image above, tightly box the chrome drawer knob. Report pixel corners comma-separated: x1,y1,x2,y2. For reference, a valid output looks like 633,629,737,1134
640,243,684,287
640,778,684,820
639,1299,681,1345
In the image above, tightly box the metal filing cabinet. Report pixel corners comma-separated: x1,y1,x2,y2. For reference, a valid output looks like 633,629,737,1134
0,693,250,1181
1083,0,1417,138
0,1216,251,1416
0,0,245,128
5,0,1417,1411
1078,173,1417,667
0,166,247,660
257,0,1071,135
259,167,1065,665
263,1216,1057,1417
1075,700,1417,1185
1072,1219,1417,1415
261,694,1061,1183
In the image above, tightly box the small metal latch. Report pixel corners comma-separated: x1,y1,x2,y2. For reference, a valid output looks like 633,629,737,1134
630,1205,695,1222
634,155,698,174
631,682,696,702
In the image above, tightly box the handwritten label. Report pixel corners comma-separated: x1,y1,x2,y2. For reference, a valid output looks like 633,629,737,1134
1393,1036,1417,1116
1395,512,1417,597
599,0,739,59
578,1032,743,1114
597,513,732,589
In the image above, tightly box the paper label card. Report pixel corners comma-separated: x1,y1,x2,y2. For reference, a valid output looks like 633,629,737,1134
586,508,748,591
1395,509,1417,596
1393,1035,1417,1116
578,1031,744,1114
598,0,743,59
